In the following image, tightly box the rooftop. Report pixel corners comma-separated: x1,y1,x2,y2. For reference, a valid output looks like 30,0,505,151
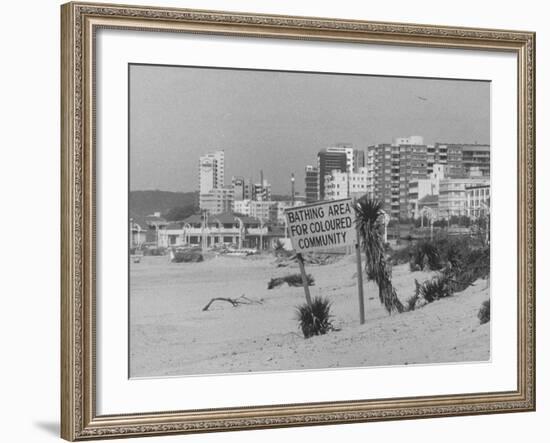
182,212,262,225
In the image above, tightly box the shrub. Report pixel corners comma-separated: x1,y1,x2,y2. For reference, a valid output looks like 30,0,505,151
392,235,490,280
445,246,490,292
444,241,464,269
143,246,166,256
296,296,333,338
414,241,442,270
268,273,314,289
478,300,490,324
392,239,442,271
171,247,203,263
419,275,452,303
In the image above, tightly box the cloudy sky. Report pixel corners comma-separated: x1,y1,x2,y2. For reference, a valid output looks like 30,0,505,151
129,64,490,195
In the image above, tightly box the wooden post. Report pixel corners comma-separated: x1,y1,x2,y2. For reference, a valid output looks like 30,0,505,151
355,224,366,325
296,253,312,306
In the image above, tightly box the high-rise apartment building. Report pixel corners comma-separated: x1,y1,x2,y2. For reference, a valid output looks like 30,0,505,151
354,149,366,172
252,180,272,201
430,143,490,178
198,150,224,194
367,137,490,220
461,144,491,177
304,165,319,203
199,150,225,212
232,176,252,201
367,141,427,219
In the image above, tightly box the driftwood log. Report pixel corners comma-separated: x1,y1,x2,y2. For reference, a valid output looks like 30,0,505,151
202,295,262,311
268,273,314,289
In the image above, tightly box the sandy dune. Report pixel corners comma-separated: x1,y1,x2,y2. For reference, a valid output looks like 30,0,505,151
129,254,490,378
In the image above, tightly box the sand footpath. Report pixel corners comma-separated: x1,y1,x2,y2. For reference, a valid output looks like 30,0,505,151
130,254,490,377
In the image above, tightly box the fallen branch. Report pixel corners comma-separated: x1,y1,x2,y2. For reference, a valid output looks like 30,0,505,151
202,295,263,311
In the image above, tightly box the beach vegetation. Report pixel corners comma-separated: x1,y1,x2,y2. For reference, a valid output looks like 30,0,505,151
478,300,491,324
296,296,333,338
412,240,442,270
143,246,166,256
406,294,419,312
171,247,203,263
355,196,404,314
444,246,490,293
418,275,452,303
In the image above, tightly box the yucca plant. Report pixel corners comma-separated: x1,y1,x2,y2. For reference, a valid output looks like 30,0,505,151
296,296,333,338
355,196,404,314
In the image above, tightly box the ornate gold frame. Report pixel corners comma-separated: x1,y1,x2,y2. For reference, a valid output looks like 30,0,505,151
61,2,536,441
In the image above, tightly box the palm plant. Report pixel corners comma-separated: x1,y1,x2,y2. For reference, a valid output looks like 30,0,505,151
355,196,404,314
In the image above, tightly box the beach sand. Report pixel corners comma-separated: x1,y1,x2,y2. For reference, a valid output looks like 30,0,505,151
129,254,490,378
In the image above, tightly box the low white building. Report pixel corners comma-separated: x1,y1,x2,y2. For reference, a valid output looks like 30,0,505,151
465,184,490,219
408,165,445,218
157,213,283,250
234,199,281,223
439,177,490,218
233,199,251,216
324,167,368,200
274,200,305,225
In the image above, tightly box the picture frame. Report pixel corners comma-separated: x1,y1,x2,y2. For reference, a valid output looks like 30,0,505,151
61,1,536,441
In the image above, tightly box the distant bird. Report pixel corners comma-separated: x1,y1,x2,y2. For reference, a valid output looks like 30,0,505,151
417,96,428,101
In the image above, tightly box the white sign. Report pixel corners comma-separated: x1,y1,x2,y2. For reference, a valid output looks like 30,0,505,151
285,198,357,252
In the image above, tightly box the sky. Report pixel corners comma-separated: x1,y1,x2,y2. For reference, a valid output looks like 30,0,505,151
129,64,490,195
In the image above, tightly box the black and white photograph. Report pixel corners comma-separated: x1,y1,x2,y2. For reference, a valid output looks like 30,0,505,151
128,64,491,378
2,0,545,440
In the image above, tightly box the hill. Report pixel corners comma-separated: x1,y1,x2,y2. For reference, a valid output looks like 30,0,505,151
129,190,198,217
